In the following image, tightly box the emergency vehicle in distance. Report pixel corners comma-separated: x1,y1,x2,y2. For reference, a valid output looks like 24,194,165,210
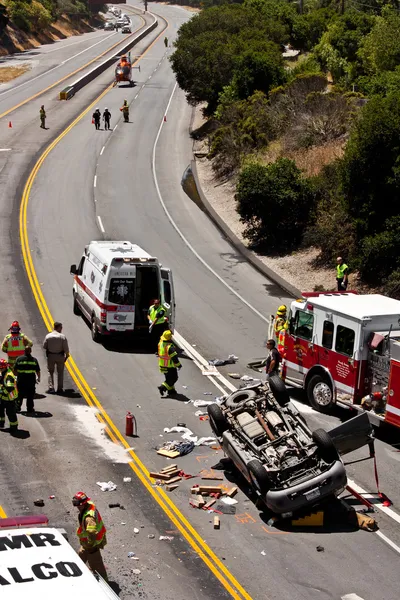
114,54,134,86
70,241,175,342
0,515,118,598
280,292,400,428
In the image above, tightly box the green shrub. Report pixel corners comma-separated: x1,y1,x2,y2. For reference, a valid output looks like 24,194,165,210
358,217,400,285
236,158,314,253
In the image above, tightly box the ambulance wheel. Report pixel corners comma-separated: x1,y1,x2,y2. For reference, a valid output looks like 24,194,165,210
91,317,102,343
73,293,81,316
307,375,334,412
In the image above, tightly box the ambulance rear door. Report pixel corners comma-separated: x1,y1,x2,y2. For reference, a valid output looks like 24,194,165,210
105,266,136,332
161,268,175,331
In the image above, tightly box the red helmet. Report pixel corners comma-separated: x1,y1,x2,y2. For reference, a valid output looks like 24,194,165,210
72,491,90,506
0,359,8,370
9,321,20,333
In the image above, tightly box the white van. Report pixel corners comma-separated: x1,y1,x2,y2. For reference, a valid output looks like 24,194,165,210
70,241,175,342
0,518,118,599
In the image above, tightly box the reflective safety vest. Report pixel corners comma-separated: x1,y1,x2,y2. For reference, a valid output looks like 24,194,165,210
15,356,38,375
0,370,18,401
77,503,106,547
158,341,178,369
274,315,286,335
2,333,32,360
336,263,348,279
149,305,167,325
277,328,286,356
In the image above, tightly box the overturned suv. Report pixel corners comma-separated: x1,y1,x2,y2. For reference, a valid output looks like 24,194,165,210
207,376,347,515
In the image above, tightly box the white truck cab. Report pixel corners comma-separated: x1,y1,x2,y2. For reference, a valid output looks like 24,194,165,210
70,241,175,342
0,516,118,598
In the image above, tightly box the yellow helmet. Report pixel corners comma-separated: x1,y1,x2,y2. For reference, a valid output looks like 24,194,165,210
161,330,173,341
277,305,287,315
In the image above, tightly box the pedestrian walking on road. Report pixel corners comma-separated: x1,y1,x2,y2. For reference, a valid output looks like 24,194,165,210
103,107,111,130
0,359,18,432
14,347,40,413
157,330,181,397
148,298,168,350
72,491,108,581
92,108,101,130
40,105,46,129
336,256,349,291
2,321,33,371
164,36,168,48
43,321,70,395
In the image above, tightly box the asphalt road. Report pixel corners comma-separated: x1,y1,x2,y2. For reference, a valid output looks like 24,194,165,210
1,2,400,599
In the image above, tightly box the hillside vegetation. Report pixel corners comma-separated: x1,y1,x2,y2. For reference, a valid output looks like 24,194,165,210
170,0,400,297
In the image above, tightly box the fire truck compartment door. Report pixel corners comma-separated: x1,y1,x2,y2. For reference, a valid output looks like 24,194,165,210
328,412,374,456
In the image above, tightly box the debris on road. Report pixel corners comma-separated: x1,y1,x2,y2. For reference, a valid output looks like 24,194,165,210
132,568,141,574
148,534,155,539
228,373,241,379
157,439,196,456
134,528,140,534
108,503,122,509
316,546,324,552
163,425,216,446
200,470,223,481
213,516,220,529
208,355,238,367
215,503,236,515
49,495,55,499
261,550,266,556
123,477,132,483
166,484,179,492
34,499,45,507
221,496,238,505
159,535,174,541
127,552,136,558
96,481,117,492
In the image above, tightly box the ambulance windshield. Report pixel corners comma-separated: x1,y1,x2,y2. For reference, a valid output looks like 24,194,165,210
108,278,135,305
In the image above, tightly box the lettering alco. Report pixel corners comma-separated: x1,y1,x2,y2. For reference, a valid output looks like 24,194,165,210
0,532,82,585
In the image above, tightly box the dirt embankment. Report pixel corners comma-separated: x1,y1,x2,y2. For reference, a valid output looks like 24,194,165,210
0,13,104,56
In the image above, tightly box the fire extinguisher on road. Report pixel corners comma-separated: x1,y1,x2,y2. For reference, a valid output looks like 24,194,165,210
126,412,137,437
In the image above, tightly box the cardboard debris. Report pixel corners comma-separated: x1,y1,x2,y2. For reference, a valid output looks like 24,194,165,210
213,516,220,529
166,484,179,492
157,449,180,458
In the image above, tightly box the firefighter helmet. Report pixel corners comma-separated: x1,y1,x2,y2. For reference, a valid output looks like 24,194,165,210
72,491,90,506
9,320,20,332
276,305,287,315
161,330,173,341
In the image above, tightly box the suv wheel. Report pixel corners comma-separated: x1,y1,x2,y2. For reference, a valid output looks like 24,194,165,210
207,404,228,437
268,374,290,406
225,389,257,409
307,374,334,412
247,459,271,495
312,428,339,463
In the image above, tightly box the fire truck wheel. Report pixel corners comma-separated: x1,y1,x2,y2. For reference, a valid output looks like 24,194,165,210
247,459,271,495
207,403,228,437
312,428,339,463
268,374,290,406
225,389,257,409
307,374,334,412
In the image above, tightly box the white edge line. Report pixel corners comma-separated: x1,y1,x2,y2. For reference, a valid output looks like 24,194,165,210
100,146,105,156
375,530,400,555
114,124,118,131
134,94,139,99
151,82,269,325
94,175,97,188
0,149,11,151
97,215,105,233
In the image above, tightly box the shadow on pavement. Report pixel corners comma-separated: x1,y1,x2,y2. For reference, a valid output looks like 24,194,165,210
108,580,121,596
0,428,31,439
21,411,53,419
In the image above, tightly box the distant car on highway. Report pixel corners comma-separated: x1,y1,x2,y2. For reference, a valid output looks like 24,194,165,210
116,18,126,27
121,24,132,34
104,21,115,30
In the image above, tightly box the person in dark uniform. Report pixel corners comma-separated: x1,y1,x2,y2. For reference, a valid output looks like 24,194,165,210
14,347,40,413
92,108,101,130
103,108,111,131
265,339,281,378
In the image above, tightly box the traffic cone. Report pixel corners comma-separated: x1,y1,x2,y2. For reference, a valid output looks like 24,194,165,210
8,121,12,128
163,115,167,122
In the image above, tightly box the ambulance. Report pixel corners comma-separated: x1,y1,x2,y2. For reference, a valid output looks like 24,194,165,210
280,291,400,428
0,515,118,598
70,241,175,342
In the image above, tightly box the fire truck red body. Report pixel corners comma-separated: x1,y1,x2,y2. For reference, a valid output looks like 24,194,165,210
281,292,400,428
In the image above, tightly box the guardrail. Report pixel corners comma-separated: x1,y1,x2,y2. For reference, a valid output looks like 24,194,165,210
59,15,158,101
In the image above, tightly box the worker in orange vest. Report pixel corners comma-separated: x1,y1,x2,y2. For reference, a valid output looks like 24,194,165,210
2,321,33,371
72,492,108,581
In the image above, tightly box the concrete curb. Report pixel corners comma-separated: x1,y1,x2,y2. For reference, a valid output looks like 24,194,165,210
190,159,302,299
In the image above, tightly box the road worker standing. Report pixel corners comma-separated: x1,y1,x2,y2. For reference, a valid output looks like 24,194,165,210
157,330,181,397
72,492,108,581
0,359,18,432
2,321,33,371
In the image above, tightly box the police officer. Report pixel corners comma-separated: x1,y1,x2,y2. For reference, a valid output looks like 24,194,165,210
157,330,181,397
2,321,33,371
0,359,18,432
14,347,40,413
72,492,108,581
103,107,111,130
92,108,101,130
148,298,168,350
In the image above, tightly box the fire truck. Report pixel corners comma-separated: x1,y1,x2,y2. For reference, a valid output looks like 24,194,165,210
280,292,400,428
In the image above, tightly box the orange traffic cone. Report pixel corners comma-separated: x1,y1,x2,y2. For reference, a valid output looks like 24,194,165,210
8,121,12,128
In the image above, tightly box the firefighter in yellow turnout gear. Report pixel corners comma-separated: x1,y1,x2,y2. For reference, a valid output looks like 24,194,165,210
72,491,108,581
2,321,33,370
157,330,181,397
274,305,288,356
0,359,18,432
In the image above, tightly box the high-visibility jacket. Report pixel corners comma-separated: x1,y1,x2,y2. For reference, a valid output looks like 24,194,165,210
274,315,286,335
14,355,40,377
0,369,18,401
158,341,180,371
277,328,286,356
336,263,348,279
77,503,107,548
2,333,33,361
149,304,167,325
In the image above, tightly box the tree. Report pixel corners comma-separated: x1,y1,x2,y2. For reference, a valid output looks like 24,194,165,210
356,66,400,97
358,8,400,74
341,93,400,239
235,159,314,253
232,42,285,99
291,8,337,52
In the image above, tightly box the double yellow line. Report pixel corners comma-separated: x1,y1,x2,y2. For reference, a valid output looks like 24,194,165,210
18,17,252,600
0,7,144,121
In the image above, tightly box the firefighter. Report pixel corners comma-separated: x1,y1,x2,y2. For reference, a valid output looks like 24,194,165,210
72,492,108,581
274,305,288,356
40,105,46,129
157,330,181,397
14,347,40,413
0,359,18,431
2,321,33,371
148,298,168,349
120,99,129,122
